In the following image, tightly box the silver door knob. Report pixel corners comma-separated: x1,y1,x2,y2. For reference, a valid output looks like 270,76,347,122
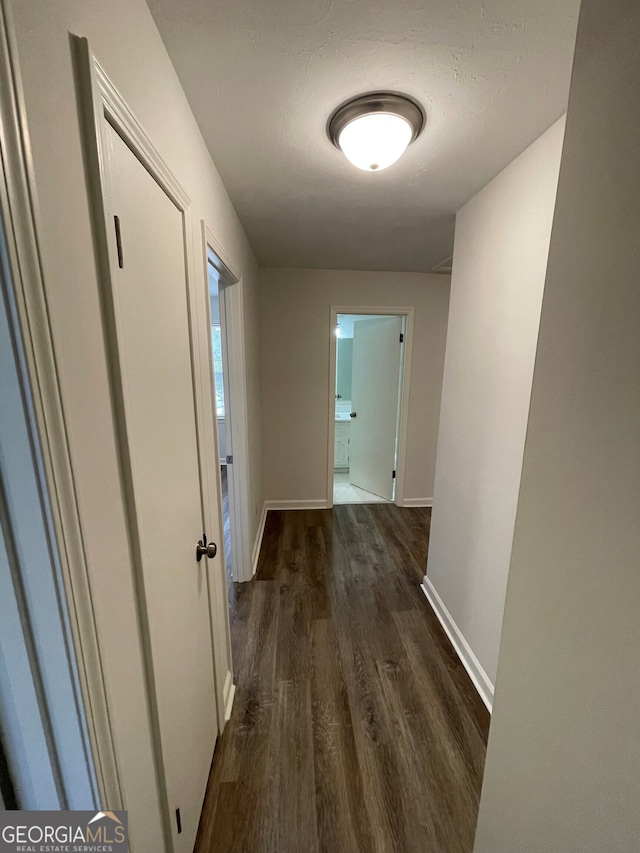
196,534,217,562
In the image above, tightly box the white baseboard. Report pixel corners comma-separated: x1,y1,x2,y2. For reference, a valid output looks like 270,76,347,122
421,577,494,713
250,501,268,578
401,497,433,508
264,499,329,511
223,670,235,723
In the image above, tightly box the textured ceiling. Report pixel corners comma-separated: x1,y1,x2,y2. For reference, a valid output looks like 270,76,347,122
146,0,580,272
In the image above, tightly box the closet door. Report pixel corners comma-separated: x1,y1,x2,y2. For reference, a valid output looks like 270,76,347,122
105,122,217,853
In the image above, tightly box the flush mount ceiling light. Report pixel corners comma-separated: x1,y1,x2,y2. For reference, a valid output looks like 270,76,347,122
328,92,425,172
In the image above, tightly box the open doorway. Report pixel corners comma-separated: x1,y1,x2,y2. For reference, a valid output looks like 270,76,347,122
207,256,233,577
330,310,412,506
204,235,252,586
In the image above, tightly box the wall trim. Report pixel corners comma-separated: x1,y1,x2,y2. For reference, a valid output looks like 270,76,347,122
95,61,190,211
222,671,235,724
421,576,494,713
265,499,329,511
402,497,433,508
250,501,268,578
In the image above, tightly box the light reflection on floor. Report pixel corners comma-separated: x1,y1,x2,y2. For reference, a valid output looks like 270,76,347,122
333,471,390,504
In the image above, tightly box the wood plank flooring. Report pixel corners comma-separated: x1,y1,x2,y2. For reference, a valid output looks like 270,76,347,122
196,505,490,853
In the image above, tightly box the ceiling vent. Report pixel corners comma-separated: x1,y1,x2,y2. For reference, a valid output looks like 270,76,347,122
431,254,453,274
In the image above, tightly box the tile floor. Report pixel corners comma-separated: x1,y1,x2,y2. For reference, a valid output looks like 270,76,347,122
333,471,390,504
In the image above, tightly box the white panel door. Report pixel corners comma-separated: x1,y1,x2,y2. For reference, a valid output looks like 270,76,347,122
105,124,217,853
349,316,403,500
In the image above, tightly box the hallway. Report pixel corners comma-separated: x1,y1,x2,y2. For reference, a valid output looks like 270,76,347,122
196,504,490,853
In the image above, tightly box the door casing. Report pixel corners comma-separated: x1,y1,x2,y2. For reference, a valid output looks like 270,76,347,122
76,40,233,851
0,5,119,813
202,225,253,587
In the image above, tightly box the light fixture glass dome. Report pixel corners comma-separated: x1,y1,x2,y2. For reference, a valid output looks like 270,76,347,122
328,92,425,173
338,112,413,172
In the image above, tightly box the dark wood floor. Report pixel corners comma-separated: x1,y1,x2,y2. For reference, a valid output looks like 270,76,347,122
197,504,490,853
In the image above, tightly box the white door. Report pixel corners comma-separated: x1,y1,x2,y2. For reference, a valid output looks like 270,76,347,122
105,124,217,853
349,316,403,500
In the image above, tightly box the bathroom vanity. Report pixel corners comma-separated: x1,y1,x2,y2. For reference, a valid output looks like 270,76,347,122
334,402,352,469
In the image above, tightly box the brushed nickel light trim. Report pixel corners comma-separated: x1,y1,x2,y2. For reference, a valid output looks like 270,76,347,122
328,91,426,150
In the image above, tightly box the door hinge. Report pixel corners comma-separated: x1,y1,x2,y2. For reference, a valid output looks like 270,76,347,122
399,332,404,343
113,215,124,268
175,808,182,834
226,454,233,464
392,469,396,479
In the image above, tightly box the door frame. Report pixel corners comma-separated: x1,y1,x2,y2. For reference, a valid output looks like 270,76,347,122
76,39,232,839
0,3,119,809
201,224,253,586
327,305,415,508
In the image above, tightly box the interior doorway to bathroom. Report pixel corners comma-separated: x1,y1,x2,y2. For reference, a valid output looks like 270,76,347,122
207,256,233,577
329,309,413,506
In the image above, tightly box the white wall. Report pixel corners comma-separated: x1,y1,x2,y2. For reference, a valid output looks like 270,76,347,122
11,0,262,848
259,268,450,504
474,1,640,849
425,117,565,692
